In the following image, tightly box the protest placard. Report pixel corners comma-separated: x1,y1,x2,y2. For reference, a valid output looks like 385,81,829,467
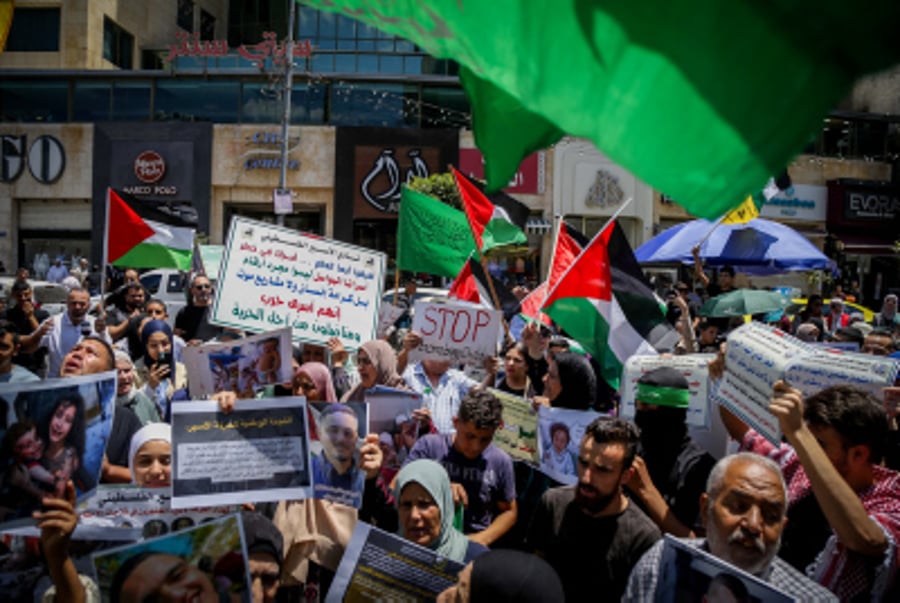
170,398,311,508
619,354,714,428
0,371,117,529
309,401,370,508
537,406,603,485
183,327,293,399
364,387,423,482
490,388,540,463
212,215,386,349
376,304,406,338
326,522,465,603
409,299,502,365
715,322,899,445
73,485,237,541
92,514,250,603
654,535,798,602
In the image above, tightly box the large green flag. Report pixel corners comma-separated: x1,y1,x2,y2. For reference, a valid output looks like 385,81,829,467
300,0,900,219
397,186,476,277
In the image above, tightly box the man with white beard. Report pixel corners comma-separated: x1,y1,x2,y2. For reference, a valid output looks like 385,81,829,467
624,452,837,601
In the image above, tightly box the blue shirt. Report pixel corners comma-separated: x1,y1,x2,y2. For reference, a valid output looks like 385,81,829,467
312,451,364,508
402,363,478,434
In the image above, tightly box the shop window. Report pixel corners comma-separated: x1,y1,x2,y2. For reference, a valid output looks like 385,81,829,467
0,80,68,122
155,79,239,122
329,83,417,127
200,9,215,40
111,81,152,120
103,17,134,69
73,82,112,121
178,0,194,32
5,7,61,51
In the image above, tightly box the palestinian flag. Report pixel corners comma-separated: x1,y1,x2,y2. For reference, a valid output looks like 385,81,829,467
452,167,527,253
543,220,678,389
449,256,520,320
105,188,196,270
520,222,588,324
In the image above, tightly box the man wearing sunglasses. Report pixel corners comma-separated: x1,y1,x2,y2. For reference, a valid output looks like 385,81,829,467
174,275,223,344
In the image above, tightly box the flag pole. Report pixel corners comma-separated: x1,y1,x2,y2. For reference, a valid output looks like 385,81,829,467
479,253,512,343
541,198,633,309
392,267,401,306
99,188,111,319
535,214,564,321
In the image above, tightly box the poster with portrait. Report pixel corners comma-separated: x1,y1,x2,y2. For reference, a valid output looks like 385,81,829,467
619,354,715,428
183,327,294,399
0,371,117,528
536,406,603,485
364,387,423,483
92,514,251,603
308,401,370,508
654,535,797,602
170,398,312,509
490,388,540,463
327,522,464,603
212,216,386,349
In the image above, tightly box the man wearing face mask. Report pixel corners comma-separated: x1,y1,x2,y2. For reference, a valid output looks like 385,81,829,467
624,367,716,537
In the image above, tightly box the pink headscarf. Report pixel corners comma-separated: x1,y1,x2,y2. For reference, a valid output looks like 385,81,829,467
296,362,337,402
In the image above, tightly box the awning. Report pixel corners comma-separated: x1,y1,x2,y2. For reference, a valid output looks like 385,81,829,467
526,217,552,234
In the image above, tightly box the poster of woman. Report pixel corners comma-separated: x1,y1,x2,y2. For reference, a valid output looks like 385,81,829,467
0,371,116,526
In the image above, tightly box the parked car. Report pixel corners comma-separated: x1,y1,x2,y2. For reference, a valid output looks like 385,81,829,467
788,298,876,323
0,277,69,316
140,269,190,324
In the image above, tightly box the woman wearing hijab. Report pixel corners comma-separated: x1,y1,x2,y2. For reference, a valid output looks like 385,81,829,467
114,351,161,425
128,423,172,488
436,549,564,603
394,459,487,563
541,351,597,410
340,340,409,402
133,320,188,420
294,361,338,401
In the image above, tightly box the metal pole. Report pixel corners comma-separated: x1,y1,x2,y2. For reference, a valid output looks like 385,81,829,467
277,0,296,226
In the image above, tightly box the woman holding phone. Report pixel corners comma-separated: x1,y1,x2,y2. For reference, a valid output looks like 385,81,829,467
133,320,187,420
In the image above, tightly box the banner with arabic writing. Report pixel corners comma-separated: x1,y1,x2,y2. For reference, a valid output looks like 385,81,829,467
212,216,386,349
170,397,311,509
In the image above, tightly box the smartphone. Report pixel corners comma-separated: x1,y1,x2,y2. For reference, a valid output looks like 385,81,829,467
156,351,170,365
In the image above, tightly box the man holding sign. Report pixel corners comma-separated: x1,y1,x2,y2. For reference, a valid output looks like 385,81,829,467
721,383,900,601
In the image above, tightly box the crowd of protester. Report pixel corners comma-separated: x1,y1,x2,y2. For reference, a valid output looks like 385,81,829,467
0,259,898,603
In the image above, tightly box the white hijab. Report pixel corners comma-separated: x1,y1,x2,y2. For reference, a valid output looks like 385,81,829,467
128,423,171,484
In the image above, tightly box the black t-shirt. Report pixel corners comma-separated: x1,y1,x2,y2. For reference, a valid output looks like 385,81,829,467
105,405,143,469
174,304,222,342
1,305,50,373
779,492,832,573
633,437,716,530
526,486,661,602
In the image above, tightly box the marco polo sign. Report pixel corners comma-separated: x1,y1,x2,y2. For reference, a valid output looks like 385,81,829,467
124,149,178,195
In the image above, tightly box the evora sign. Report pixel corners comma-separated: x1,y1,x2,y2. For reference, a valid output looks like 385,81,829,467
1,134,66,184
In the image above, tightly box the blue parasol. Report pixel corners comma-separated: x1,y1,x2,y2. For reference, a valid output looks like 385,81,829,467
635,218,836,275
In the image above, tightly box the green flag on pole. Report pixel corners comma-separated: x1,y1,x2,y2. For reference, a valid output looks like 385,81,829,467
299,0,900,219
397,186,477,277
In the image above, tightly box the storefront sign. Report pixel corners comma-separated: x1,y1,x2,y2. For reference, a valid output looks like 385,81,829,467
458,149,544,195
166,30,313,68
845,190,899,220
0,134,26,182
242,131,300,171
1,134,66,184
334,128,458,229
134,150,166,183
759,184,827,222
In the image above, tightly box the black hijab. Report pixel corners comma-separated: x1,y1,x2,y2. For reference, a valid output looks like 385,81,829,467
552,352,597,410
469,550,564,603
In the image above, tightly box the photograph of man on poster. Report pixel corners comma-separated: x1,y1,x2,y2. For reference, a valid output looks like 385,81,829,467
311,403,366,507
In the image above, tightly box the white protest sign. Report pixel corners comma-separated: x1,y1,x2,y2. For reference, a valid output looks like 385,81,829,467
409,300,502,365
619,354,714,428
212,216,385,349
376,304,405,338
715,322,899,445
